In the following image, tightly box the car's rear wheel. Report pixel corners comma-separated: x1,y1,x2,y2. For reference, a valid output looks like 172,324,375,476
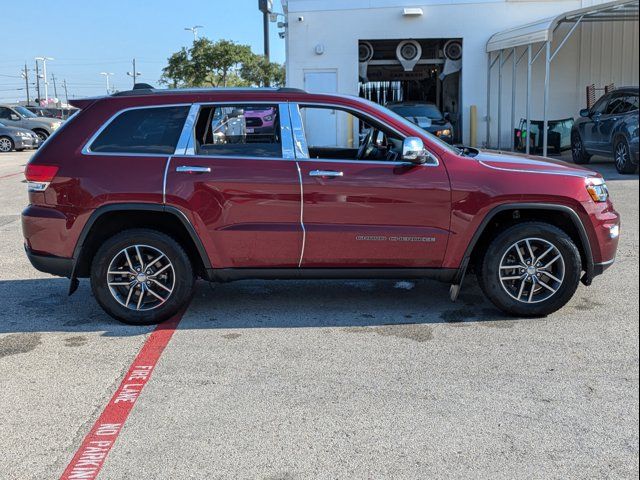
0,136,14,153
613,136,637,174
477,222,582,317
571,131,591,165
91,229,195,325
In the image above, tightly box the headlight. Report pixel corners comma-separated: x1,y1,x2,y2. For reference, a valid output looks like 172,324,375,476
50,123,61,131
585,178,609,202
437,129,452,137
263,115,273,121
16,132,29,137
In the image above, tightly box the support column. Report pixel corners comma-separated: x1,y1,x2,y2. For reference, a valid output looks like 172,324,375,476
526,45,532,155
543,41,551,157
511,47,517,151
486,53,492,148
497,50,503,150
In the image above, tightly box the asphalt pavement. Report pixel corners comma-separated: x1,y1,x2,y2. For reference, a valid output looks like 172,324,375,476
0,150,637,479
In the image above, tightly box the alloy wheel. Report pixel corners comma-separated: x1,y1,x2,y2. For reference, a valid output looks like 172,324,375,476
0,138,12,152
498,237,565,304
572,136,582,161
615,141,629,171
106,244,175,311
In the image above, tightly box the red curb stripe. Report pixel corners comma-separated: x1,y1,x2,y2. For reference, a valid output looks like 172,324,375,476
0,171,23,180
60,313,183,480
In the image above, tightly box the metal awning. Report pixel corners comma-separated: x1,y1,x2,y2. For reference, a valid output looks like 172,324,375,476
484,0,639,156
487,0,639,53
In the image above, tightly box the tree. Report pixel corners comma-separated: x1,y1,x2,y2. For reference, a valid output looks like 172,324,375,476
160,37,285,88
241,54,286,87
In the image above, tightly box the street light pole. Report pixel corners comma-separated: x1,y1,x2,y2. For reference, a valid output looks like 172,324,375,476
22,64,30,106
258,1,273,61
184,25,204,41
35,56,54,104
100,72,114,94
126,59,141,88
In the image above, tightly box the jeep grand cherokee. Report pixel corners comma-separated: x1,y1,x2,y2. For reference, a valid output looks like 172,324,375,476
21,86,620,325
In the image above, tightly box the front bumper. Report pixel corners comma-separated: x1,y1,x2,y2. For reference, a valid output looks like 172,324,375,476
14,137,35,150
24,246,73,278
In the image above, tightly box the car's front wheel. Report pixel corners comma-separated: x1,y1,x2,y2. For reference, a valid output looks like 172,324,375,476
614,136,637,174
0,136,14,153
91,229,195,325
477,222,582,317
32,129,49,142
571,131,591,165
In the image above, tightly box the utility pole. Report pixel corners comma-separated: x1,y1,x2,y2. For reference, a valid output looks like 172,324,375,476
62,79,69,106
22,64,30,106
126,58,141,88
51,73,59,104
34,61,41,104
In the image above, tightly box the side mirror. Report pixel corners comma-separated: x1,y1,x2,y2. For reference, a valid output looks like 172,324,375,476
402,137,427,164
444,112,451,121
579,108,590,118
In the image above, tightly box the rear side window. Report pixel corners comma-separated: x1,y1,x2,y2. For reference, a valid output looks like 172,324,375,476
89,106,189,154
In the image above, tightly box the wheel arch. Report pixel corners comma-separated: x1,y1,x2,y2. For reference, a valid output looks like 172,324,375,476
461,203,594,285
72,203,212,280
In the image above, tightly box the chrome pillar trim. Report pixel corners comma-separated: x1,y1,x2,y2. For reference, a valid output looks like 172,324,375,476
174,103,200,156
162,156,172,204
278,103,296,160
295,161,306,268
288,103,310,159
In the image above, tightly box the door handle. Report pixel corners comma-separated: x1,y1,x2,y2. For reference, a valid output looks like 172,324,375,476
176,166,211,174
309,170,344,178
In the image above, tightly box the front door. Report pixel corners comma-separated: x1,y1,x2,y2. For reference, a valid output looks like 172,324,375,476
165,102,302,269
293,104,451,268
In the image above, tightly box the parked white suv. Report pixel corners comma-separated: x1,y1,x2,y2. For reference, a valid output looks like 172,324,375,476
0,104,63,141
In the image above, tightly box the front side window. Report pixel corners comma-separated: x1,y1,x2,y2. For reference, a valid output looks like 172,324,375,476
193,104,282,158
89,106,189,154
591,95,609,115
300,105,405,162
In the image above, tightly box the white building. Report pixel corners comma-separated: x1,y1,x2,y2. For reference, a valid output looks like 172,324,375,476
282,0,639,152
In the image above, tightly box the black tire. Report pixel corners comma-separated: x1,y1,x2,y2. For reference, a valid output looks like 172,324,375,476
32,129,49,142
91,229,195,325
613,136,637,174
0,136,14,153
571,131,591,165
477,222,582,317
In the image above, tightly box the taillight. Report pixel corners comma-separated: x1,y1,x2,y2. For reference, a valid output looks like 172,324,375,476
25,164,58,192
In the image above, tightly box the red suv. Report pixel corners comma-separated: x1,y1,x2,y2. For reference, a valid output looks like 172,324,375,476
22,86,620,325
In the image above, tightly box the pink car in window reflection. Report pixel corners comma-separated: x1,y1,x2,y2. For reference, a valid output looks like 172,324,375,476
243,106,276,134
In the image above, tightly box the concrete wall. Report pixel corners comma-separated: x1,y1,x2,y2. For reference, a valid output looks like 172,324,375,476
284,0,639,148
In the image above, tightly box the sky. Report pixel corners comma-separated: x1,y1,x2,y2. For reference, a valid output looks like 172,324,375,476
0,0,287,103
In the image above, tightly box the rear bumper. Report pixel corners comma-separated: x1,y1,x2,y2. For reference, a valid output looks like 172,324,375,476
24,246,73,278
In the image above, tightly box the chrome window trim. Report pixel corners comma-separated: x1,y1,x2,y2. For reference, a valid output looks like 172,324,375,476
288,103,309,159
279,103,295,160
290,101,440,167
174,104,200,156
176,101,290,159
81,103,192,157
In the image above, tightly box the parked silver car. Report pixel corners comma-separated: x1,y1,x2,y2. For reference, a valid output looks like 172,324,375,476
0,122,40,152
0,104,63,141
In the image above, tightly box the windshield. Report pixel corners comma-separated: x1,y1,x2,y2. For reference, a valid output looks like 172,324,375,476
361,98,461,155
389,104,444,120
13,106,39,118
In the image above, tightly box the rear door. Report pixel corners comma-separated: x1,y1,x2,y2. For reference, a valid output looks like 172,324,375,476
165,102,303,269
292,103,451,268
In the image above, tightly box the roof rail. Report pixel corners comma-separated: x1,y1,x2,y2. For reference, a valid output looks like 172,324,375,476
112,86,307,97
